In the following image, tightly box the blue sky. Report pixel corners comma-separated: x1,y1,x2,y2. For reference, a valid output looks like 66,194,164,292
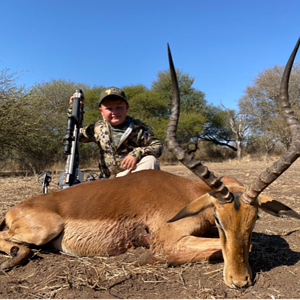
1,0,300,110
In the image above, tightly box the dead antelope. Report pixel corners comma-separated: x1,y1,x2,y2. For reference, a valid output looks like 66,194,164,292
1,39,300,289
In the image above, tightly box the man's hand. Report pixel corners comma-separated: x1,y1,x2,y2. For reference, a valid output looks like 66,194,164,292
121,154,137,170
70,94,85,104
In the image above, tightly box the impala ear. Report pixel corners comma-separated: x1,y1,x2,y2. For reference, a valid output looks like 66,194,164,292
258,195,300,219
167,193,215,223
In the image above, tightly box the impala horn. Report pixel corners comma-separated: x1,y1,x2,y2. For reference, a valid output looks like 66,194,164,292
165,44,233,204
241,37,300,204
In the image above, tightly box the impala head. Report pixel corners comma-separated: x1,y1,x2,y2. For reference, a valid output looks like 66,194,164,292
166,39,300,288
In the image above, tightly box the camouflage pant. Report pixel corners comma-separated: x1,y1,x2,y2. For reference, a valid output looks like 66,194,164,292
116,156,160,177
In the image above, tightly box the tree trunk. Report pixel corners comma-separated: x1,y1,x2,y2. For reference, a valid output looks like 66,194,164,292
237,140,242,161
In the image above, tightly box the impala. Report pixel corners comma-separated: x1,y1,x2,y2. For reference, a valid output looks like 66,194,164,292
1,38,300,289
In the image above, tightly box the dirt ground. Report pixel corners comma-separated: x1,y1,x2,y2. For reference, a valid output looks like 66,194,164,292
1,161,300,299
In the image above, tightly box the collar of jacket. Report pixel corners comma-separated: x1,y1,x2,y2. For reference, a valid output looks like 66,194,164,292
102,117,134,150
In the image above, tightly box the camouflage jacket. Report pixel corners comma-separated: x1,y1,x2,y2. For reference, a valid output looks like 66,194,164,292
78,116,163,177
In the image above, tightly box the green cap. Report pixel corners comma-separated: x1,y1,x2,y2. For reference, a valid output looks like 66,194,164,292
99,87,128,106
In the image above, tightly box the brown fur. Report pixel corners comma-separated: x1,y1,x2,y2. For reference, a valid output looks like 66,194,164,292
0,170,221,258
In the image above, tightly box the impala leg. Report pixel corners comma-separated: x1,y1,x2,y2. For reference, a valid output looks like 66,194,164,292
0,211,64,269
165,236,222,266
0,237,33,270
137,236,222,266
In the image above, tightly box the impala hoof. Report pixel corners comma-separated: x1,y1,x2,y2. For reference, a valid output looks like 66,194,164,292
135,251,165,266
0,247,33,270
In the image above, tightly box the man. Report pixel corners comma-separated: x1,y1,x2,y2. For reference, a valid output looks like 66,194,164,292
69,87,162,178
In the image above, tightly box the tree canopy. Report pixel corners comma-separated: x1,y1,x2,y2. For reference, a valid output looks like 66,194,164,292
238,62,300,149
0,67,32,168
0,65,237,172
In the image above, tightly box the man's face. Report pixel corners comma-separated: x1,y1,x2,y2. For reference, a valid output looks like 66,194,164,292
99,98,129,126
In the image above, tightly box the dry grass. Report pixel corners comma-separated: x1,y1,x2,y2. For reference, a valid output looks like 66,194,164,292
1,247,225,299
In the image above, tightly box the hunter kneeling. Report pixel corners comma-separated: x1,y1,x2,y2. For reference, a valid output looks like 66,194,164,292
69,87,163,178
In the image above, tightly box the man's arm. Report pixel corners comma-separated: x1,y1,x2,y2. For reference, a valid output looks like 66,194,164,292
78,123,97,143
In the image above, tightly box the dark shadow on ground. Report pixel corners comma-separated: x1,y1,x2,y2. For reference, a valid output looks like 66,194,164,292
250,232,300,277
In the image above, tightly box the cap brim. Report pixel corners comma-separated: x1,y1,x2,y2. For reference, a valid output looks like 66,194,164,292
99,94,128,106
